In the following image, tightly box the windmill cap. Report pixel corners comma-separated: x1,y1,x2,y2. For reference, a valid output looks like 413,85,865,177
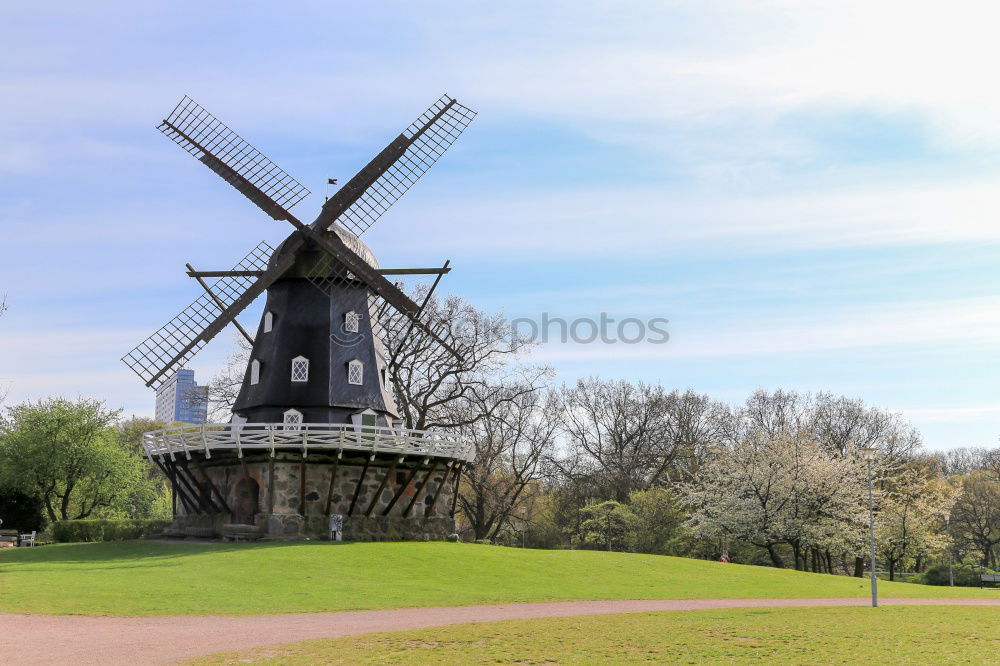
268,224,379,273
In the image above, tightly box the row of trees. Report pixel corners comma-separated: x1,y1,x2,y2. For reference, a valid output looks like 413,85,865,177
365,288,998,578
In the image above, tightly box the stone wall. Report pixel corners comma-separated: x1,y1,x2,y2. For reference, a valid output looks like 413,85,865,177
165,452,460,541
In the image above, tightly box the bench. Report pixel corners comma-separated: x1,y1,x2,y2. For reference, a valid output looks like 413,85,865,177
980,574,1000,587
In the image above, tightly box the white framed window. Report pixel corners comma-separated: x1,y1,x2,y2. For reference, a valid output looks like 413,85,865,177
283,408,303,430
263,311,274,333
291,355,309,382
351,409,378,431
344,311,360,333
347,359,363,385
250,359,260,385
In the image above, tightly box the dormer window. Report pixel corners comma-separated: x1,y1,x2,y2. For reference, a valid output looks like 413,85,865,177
250,359,260,385
263,311,274,333
344,311,359,334
291,356,309,382
347,359,363,385
283,408,302,430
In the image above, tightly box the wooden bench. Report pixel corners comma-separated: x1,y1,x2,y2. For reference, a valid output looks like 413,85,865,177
980,574,1000,587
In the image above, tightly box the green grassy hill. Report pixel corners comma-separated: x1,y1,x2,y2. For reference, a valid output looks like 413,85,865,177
0,541,993,616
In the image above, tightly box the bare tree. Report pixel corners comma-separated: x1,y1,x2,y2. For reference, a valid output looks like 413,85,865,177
205,333,253,420
386,286,545,430
557,378,681,502
453,383,558,541
727,389,921,464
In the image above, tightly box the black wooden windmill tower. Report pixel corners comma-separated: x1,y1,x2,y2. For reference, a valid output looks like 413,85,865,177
122,95,477,541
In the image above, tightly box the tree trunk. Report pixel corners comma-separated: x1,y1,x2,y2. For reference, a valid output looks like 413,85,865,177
59,485,74,520
853,556,865,577
888,558,896,581
766,544,785,568
791,541,801,571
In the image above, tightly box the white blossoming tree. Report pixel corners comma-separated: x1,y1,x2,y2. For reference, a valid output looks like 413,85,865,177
681,432,868,570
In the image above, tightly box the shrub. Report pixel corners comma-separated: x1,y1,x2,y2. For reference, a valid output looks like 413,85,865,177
922,563,995,587
0,488,46,533
52,519,171,542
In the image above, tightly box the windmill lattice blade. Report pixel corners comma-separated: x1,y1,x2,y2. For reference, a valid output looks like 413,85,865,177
336,95,476,237
158,96,310,220
121,241,275,388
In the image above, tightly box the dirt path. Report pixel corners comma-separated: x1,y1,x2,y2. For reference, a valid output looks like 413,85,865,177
4,598,1000,665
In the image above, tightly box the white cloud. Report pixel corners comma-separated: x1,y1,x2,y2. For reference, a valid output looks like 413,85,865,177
526,295,1000,361
396,177,1000,259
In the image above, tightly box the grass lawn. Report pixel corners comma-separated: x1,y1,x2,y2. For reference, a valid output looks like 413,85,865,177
192,606,1000,664
193,606,1000,664
0,541,995,616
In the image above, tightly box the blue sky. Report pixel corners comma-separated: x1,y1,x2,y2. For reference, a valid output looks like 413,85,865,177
1,1,998,450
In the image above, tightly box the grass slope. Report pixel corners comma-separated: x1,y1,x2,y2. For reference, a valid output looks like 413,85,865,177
194,607,1000,664
0,541,994,616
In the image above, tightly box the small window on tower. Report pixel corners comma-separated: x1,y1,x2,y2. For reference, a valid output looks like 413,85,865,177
283,408,303,431
344,311,359,334
291,356,309,382
347,359,363,385
250,359,261,385
263,311,274,333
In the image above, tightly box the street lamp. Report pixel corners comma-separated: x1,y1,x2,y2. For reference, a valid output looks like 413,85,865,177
946,513,954,587
860,446,879,608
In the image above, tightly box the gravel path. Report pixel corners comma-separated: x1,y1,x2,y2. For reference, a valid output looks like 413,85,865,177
4,598,1000,665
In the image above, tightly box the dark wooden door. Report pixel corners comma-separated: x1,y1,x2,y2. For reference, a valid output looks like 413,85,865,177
232,477,260,525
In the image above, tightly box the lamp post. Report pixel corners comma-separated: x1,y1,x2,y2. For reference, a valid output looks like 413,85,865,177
860,446,878,608
946,513,954,587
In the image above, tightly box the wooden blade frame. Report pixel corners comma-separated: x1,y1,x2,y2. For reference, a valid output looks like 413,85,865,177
158,96,310,221
313,95,477,238
120,241,274,388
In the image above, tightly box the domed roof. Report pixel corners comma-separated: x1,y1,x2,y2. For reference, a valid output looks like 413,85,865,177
268,224,379,272
331,225,379,269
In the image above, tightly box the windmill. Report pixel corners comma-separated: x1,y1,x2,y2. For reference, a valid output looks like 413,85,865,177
122,95,477,541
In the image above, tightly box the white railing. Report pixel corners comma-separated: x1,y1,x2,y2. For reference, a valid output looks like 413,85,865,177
142,423,475,462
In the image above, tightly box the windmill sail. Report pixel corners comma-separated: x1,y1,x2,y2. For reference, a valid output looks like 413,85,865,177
333,96,476,237
158,96,310,220
121,241,275,388
316,95,477,237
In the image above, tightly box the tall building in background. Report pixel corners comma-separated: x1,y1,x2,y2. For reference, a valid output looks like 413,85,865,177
155,368,208,424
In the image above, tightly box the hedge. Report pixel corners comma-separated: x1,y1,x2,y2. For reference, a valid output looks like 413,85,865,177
922,563,997,587
52,519,172,542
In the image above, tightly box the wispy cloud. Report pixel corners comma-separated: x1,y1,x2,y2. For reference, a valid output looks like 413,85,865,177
527,295,1000,361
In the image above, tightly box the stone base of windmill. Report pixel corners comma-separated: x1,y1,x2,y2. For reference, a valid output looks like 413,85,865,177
163,513,454,542
157,452,461,543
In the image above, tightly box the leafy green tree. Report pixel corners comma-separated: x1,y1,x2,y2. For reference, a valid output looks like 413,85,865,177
950,471,1000,568
577,500,634,551
624,487,686,555
0,398,145,521
875,469,956,580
